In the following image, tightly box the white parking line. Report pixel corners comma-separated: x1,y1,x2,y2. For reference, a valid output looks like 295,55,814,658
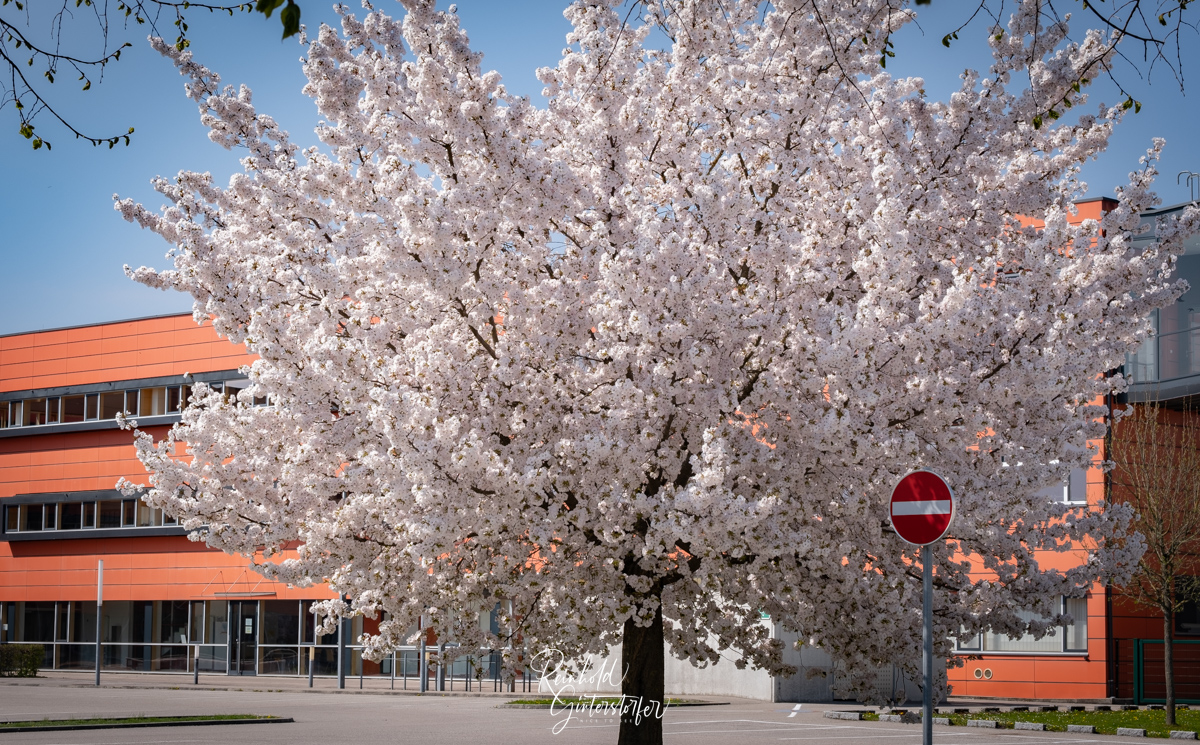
776,734,927,740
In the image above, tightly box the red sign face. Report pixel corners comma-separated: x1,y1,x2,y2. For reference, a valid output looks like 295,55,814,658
890,471,954,545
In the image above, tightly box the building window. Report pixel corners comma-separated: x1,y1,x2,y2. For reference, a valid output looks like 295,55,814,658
1127,310,1160,383
62,395,85,423
98,392,124,420
3,495,182,536
958,596,1088,654
60,503,82,530
0,382,209,430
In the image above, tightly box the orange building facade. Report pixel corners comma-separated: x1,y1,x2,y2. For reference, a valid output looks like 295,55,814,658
0,314,351,677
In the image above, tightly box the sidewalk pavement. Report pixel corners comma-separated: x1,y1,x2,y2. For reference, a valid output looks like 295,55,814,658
0,672,1167,745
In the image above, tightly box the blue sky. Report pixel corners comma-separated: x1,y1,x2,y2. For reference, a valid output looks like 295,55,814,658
1,1,1197,336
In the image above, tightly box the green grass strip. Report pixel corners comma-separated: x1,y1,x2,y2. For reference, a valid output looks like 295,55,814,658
0,714,273,730
879,709,1200,737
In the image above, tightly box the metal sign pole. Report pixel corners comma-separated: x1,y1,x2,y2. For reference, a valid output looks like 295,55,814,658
922,544,933,745
94,560,103,687
337,620,346,690
419,638,427,693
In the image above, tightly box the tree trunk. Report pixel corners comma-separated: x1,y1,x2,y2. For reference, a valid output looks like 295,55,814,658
618,602,665,745
1166,607,1176,726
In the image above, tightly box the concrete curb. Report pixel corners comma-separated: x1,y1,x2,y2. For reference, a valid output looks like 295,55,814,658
1118,728,1147,737
1015,722,1045,730
967,720,999,728
0,717,292,734
823,711,863,721
1068,724,1096,733
1171,732,1198,740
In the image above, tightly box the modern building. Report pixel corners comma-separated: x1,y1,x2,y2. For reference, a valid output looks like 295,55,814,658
945,198,1200,703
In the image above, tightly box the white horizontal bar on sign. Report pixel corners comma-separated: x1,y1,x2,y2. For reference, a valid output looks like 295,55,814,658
892,500,952,516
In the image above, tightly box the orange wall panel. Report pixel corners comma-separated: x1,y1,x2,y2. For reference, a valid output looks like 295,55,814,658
0,313,254,393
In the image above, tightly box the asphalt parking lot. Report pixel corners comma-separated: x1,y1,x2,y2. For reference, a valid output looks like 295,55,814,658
0,675,1150,744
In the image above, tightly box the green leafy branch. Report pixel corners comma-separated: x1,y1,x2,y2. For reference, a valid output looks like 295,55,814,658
0,0,302,151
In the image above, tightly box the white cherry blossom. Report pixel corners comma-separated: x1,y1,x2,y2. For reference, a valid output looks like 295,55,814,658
116,1,1196,737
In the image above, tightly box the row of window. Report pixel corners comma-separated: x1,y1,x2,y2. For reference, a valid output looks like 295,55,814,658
956,597,1088,653
4,499,176,533
0,379,263,429
5,600,338,646
1,599,501,679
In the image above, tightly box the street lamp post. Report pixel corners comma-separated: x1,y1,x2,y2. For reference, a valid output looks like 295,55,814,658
94,560,103,687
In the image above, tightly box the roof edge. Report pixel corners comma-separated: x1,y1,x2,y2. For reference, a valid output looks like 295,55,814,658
0,310,199,341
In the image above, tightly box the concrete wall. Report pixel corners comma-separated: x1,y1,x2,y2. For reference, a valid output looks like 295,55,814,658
555,620,925,704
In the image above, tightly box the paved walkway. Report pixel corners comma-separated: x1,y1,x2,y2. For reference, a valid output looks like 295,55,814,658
0,674,1163,744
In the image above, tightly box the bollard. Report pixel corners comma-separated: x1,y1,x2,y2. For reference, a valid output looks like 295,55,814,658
193,644,199,685
308,646,315,688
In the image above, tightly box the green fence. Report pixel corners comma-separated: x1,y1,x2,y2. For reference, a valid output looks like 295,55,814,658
1133,639,1200,704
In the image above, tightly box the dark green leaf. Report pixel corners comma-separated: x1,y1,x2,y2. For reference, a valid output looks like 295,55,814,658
256,0,285,18
280,1,301,39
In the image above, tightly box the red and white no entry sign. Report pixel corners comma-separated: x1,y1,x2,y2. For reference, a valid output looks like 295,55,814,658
890,471,954,545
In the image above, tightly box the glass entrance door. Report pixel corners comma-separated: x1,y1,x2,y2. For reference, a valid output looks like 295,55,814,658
228,601,258,675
